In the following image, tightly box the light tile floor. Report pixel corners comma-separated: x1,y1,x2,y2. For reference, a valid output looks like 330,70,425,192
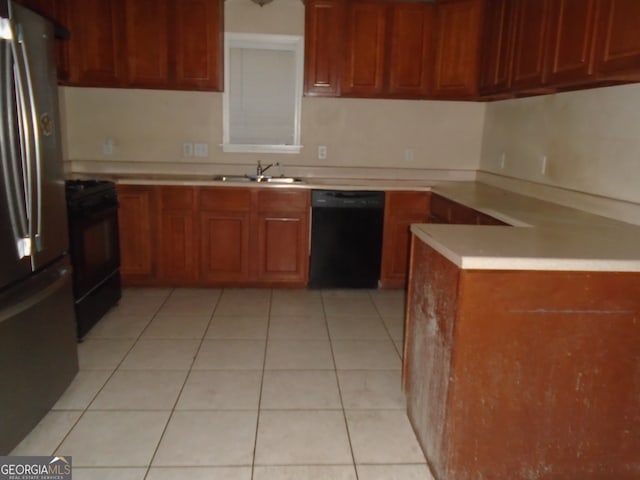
11,288,434,480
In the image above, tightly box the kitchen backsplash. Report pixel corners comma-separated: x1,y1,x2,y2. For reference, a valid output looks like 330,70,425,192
480,82,640,206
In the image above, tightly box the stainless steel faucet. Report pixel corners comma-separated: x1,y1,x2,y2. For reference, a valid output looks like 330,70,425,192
257,160,278,176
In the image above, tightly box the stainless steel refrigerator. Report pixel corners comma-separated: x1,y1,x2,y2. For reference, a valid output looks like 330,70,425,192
0,0,78,454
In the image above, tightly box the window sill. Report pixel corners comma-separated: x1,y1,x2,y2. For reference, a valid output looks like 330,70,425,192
222,144,303,154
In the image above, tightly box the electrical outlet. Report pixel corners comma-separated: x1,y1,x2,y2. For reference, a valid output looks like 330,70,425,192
194,143,209,157
318,145,327,160
499,152,506,169
404,148,414,162
103,138,114,156
183,143,194,158
540,155,548,175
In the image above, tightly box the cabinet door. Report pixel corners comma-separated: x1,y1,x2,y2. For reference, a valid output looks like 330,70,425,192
124,0,169,88
172,0,223,90
200,211,251,283
388,3,433,97
511,0,551,90
256,189,310,285
304,0,344,96
432,0,484,98
545,0,597,86
380,191,430,288
257,212,309,285
596,0,640,79
117,185,157,283
157,187,198,284
66,0,125,86
199,188,252,283
479,0,515,95
341,2,387,97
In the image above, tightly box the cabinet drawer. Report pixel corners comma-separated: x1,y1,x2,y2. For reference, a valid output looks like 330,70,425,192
200,187,252,211
159,186,196,210
257,189,310,212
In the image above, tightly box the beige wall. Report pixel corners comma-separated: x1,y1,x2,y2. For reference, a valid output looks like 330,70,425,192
60,0,485,175
480,83,640,204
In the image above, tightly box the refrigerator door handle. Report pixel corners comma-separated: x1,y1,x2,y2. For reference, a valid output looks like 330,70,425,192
16,22,42,252
1,19,31,259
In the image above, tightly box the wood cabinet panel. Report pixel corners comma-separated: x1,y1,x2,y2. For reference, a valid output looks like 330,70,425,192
17,0,70,82
199,188,252,211
388,4,433,97
66,0,125,86
200,211,251,283
157,186,197,284
341,2,387,96
117,185,157,283
546,0,598,85
257,213,309,284
304,0,344,96
172,0,223,90
124,0,169,88
596,0,640,79
510,0,551,90
432,0,484,98
405,240,640,478
380,191,430,288
479,0,515,95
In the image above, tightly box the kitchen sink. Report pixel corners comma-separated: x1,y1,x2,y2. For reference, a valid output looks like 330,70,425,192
213,174,305,184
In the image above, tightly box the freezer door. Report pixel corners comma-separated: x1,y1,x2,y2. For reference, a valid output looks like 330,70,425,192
0,12,32,291
10,2,69,271
0,255,78,454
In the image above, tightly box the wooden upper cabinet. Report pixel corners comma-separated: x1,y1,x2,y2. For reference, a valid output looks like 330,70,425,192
432,0,484,98
341,2,387,96
304,0,344,96
124,0,169,88
596,0,640,80
479,0,515,95
172,0,223,90
545,0,598,86
17,0,71,82
66,0,125,86
510,0,551,90
388,3,434,97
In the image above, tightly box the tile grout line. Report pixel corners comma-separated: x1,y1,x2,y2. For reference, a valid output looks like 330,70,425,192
321,290,360,480
250,288,273,480
368,290,404,360
142,288,224,479
49,288,175,461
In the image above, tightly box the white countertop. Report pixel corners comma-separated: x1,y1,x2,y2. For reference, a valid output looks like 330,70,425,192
411,183,640,272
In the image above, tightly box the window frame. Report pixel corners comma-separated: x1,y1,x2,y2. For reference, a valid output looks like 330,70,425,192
222,32,304,154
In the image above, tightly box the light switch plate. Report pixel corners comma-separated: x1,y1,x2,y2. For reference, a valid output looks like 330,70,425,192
183,143,194,157
195,143,209,157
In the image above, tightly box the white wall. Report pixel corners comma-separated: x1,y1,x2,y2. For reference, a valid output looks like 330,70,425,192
480,83,640,204
60,0,486,175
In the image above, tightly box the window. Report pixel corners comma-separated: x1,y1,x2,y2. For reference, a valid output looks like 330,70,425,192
223,33,304,154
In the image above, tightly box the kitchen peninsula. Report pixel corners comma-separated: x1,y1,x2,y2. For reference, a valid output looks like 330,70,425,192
404,182,640,480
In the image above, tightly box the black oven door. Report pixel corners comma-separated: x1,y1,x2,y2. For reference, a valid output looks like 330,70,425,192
68,203,121,301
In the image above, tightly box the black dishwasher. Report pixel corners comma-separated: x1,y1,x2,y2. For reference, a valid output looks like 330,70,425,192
309,190,385,289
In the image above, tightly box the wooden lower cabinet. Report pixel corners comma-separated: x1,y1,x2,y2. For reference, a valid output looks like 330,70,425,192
380,191,431,288
157,186,198,284
256,189,310,286
117,185,157,284
404,238,640,479
118,185,309,287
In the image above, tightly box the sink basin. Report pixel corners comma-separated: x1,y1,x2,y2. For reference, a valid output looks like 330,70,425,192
213,174,305,184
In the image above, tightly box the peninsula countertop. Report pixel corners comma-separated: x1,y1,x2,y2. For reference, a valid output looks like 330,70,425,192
412,182,640,272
